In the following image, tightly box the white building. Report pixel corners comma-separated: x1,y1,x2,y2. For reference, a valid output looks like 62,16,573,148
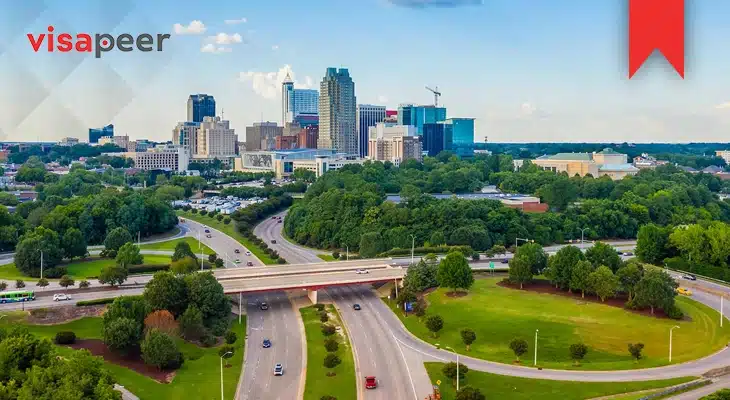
197,116,237,157
117,145,189,172
367,123,422,166
98,135,130,150
318,67,357,155
172,121,200,157
58,137,79,146
356,104,386,158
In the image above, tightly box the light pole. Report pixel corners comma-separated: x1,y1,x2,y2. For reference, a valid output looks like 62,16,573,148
578,228,589,249
722,295,725,328
444,346,460,391
516,238,531,250
37,250,44,281
220,351,233,400
346,246,349,261
410,234,416,265
669,325,680,363
534,329,539,366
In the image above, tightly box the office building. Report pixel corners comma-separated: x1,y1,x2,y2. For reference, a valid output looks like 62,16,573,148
172,121,200,157
187,94,216,123
245,122,282,151
298,125,319,149
89,124,114,143
282,73,319,124
282,74,294,125
275,136,297,150
422,123,451,157
356,104,386,158
367,123,422,166
294,113,319,128
116,145,189,172
98,135,130,150
318,67,357,155
533,148,638,180
716,150,730,164
235,149,364,178
58,137,79,146
196,116,237,157
445,118,475,157
397,104,446,135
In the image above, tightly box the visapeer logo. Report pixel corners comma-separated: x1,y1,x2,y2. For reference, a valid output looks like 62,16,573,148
27,26,171,59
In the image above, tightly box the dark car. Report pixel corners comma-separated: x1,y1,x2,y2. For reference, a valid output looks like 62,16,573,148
271,216,277,220
205,229,210,233
501,259,509,264
247,261,253,266
260,302,269,310
353,304,361,310
683,274,697,281
262,339,271,348
234,249,240,254
271,240,277,244
277,220,282,224
623,251,634,256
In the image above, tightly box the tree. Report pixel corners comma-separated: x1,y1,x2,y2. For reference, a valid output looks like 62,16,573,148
321,324,336,336
323,354,341,369
324,338,339,352
703,389,730,400
218,345,235,366
214,258,224,268
538,178,578,211
224,330,237,345
141,329,184,370
62,228,87,260
58,275,75,291
36,278,49,289
144,272,188,317
588,266,618,302
178,305,206,340
14,227,63,277
636,224,671,265
103,227,133,251
514,242,548,275
170,256,199,275
460,328,476,351
616,262,643,302
115,242,143,268
633,269,678,314
208,253,217,264
0,192,18,206
569,260,593,298
103,317,141,354
456,386,486,400
585,242,622,272
0,282,6,291
144,310,178,336
184,272,232,328
442,362,468,384
358,232,384,258
425,315,444,337
509,338,528,362
15,280,25,289
437,252,474,293
172,241,197,262
79,280,90,288
545,246,584,290
569,343,588,366
628,343,644,361
403,259,439,293
509,253,533,289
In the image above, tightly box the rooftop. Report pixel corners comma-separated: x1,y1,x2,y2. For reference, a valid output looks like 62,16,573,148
598,164,640,172
540,153,593,161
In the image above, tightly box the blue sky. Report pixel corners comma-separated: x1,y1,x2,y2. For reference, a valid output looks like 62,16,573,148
2,0,730,143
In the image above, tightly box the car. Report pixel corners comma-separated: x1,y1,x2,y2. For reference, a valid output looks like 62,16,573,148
262,339,271,348
677,287,693,296
245,251,252,256
271,216,277,220
501,259,509,264
683,274,697,281
271,240,277,244
53,294,72,301
247,261,253,266
355,269,368,274
206,234,212,238
623,251,634,256
365,376,377,389
353,304,361,310
277,220,282,224
234,249,240,254
273,364,283,376
204,229,210,233
277,216,282,220
235,259,241,264
260,302,269,310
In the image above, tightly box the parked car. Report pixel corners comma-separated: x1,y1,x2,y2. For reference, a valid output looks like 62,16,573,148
234,249,240,254
53,293,72,302
273,364,283,376
235,259,241,264
205,229,210,233
365,376,377,389
623,251,634,256
260,302,269,310
262,339,271,348
501,259,509,264
683,274,697,281
277,220,282,224
271,216,277,220
353,304,361,310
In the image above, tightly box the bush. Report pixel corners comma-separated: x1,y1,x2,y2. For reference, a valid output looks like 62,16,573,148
332,251,340,259
141,330,184,370
319,311,329,323
628,343,644,361
320,396,337,400
210,318,230,337
103,317,141,353
216,214,223,221
224,330,237,344
323,354,341,369
15,280,25,289
55,331,76,345
179,305,206,341
223,217,231,225
666,303,684,320
277,258,286,264
200,333,217,347
313,304,325,311
324,338,339,352
79,280,90,289
191,209,198,214
76,298,114,306
321,324,336,336
44,267,67,279
218,344,235,365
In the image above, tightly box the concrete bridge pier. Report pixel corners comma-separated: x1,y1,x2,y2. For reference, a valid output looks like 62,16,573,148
307,289,318,304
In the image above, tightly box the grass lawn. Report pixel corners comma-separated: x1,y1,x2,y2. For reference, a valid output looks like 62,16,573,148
389,277,730,370
177,211,277,265
317,254,337,262
0,255,173,281
424,362,695,400
0,312,246,400
300,305,356,400
139,237,214,255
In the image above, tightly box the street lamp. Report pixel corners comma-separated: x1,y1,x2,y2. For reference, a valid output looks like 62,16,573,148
534,329,539,366
220,351,233,400
444,346,460,391
346,246,349,261
578,228,590,250
669,326,680,363
515,238,532,249
410,234,416,265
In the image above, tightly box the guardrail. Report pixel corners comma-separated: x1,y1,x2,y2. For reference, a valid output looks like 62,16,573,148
637,379,711,400
663,266,730,288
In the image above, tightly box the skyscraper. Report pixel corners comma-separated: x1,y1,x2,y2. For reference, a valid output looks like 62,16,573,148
172,121,200,157
398,104,447,135
89,124,113,143
282,74,294,125
187,94,216,123
445,118,475,157
282,73,318,124
356,104,386,158
196,116,237,156
318,68,356,155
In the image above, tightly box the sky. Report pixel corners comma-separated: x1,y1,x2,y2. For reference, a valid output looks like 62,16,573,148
2,0,730,144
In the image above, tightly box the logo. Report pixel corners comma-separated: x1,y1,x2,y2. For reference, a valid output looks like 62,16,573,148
628,0,685,79
27,25,171,59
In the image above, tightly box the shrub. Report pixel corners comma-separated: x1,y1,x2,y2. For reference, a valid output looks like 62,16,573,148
666,303,684,320
224,330,237,344
321,324,336,336
277,258,286,264
210,318,230,337
179,305,206,341
323,354,341,368
442,362,468,382
324,338,339,352
509,338,528,362
223,217,231,225
216,214,223,221
319,311,329,323
44,266,67,279
103,317,141,353
313,304,325,311
332,251,340,259
141,330,184,370
144,310,178,336
320,396,337,400
569,343,588,365
76,298,114,306
15,280,25,289
79,280,90,289
200,333,217,347
55,331,76,345
425,315,444,337
218,344,235,365
36,278,49,288
628,343,644,361
0,282,6,291
191,209,198,214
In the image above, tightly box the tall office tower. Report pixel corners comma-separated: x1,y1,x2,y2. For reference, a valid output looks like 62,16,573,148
172,121,201,157
196,116,236,156
245,122,283,151
282,74,294,125
89,124,114,143
356,104,386,158
397,104,447,135
318,67,356,155
445,118,475,157
282,73,319,124
187,94,216,123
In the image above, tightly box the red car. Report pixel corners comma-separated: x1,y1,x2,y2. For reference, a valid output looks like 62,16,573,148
365,376,377,389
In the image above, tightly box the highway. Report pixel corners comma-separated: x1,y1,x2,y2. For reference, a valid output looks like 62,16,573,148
220,268,404,294
180,219,264,267
253,211,325,264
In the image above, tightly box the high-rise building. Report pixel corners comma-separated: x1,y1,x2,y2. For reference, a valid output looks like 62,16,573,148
89,124,113,143
245,122,283,151
356,104,386,158
367,122,422,166
444,118,475,157
294,113,319,128
275,136,297,150
282,74,294,125
98,135,130,150
282,73,319,124
187,94,216,123
318,67,356,155
423,123,451,157
196,116,237,156
398,104,447,135
172,121,200,157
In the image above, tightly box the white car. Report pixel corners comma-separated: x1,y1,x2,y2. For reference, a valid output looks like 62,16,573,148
53,294,72,302
355,269,368,274
245,251,252,256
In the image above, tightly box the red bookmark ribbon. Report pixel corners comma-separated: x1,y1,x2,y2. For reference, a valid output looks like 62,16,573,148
628,0,685,78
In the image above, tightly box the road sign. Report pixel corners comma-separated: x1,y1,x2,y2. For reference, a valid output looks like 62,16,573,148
489,262,494,269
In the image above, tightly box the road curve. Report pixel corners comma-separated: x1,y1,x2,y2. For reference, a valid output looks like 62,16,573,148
253,211,324,264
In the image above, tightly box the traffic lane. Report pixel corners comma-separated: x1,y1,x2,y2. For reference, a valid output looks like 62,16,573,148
327,285,416,400
213,261,392,280
253,212,322,264
220,268,406,293
181,219,263,267
690,290,729,319
665,376,730,400
0,287,145,311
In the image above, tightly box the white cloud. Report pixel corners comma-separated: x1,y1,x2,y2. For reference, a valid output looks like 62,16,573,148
173,20,206,35
208,33,243,45
201,43,231,54
238,65,314,99
378,95,389,104
715,102,730,110
272,45,279,51
225,18,247,24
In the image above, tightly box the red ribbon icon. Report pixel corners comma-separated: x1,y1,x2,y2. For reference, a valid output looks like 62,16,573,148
628,0,685,78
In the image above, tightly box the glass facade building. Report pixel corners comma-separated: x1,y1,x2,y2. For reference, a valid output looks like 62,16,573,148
356,104,386,158
422,123,452,157
318,67,357,155
397,104,447,135
445,118,475,157
89,124,114,143
187,94,216,123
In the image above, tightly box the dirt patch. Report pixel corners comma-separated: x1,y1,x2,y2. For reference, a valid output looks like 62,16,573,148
445,291,468,298
27,305,106,324
67,339,175,383
497,279,676,320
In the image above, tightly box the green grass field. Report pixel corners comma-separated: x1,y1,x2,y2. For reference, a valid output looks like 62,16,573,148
317,254,337,262
301,305,356,400
177,211,277,265
0,312,246,400
0,255,173,281
139,237,215,255
389,278,730,370
424,363,695,400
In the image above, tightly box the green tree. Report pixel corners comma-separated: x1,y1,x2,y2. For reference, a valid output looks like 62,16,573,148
324,338,339,352
509,338,528,362
460,328,476,351
569,260,593,298
509,253,533,289
144,272,189,317
430,231,446,246
214,258,224,268
403,259,439,293
514,242,548,275
636,224,671,265
538,178,578,211
616,262,644,302
669,224,708,265
633,269,678,314
36,278,49,289
115,242,143,268
359,231,384,258
218,344,235,366
425,315,444,338
62,228,87,260
442,362,468,384
103,227,133,251
0,282,6,291
104,296,149,326
323,354,341,369
170,256,199,275
103,317,141,354
628,343,644,361
184,272,232,328
703,389,730,400
224,330,237,344
172,241,197,262
0,192,19,206
178,305,206,340
456,386,486,400
588,266,619,302
141,330,184,370
569,343,588,366
437,252,474,293
14,227,63,277
58,275,74,291
99,265,128,286
208,253,217,263
15,280,25,289
585,242,622,272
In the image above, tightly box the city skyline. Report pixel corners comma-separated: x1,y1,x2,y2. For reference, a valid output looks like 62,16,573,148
3,0,730,143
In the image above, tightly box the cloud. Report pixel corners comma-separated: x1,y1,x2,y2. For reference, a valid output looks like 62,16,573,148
519,102,550,119
201,44,232,54
715,102,730,110
225,18,247,24
208,33,244,45
387,0,483,8
238,65,315,99
173,20,206,35
272,45,279,51
378,95,389,104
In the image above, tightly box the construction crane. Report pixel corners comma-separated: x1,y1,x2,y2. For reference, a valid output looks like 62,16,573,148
425,86,441,107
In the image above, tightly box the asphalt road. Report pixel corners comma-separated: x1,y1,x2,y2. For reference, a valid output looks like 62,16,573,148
240,292,304,400
180,219,263,267
666,376,730,399
220,268,405,294
253,211,324,264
